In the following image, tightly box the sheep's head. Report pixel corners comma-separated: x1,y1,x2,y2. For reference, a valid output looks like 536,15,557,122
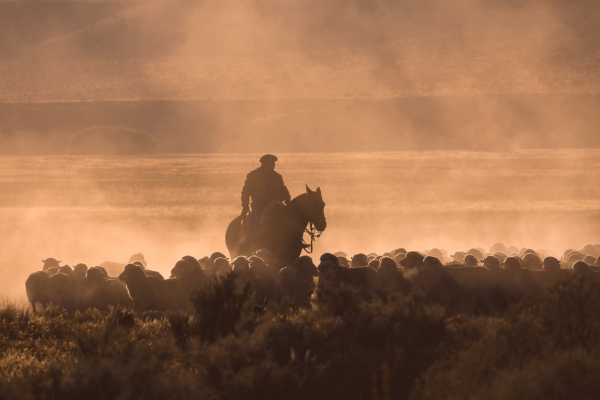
232,256,250,274
452,252,466,262
128,253,147,268
171,259,193,279
59,265,74,277
293,255,318,277
119,263,146,281
214,257,231,275
482,256,501,272
522,253,542,270
42,258,61,271
377,257,397,275
464,255,478,267
504,257,522,273
400,251,424,270
84,267,105,286
318,260,337,280
572,261,592,278
542,256,561,272
422,256,444,276
278,267,297,287
351,253,368,268
73,263,88,281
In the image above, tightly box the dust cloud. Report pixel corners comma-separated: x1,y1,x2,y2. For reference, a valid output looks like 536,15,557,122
1,1,600,298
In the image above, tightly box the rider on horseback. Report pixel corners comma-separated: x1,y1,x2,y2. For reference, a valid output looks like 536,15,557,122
241,154,291,248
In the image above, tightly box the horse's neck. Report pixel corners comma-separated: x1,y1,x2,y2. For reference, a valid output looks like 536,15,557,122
287,194,309,229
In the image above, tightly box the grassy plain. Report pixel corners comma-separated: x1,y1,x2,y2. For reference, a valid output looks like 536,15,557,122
1,150,599,298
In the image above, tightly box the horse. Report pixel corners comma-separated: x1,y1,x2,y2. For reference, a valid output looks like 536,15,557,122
226,185,327,264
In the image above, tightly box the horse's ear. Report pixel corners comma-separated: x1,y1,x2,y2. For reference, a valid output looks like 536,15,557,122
316,187,321,196
305,185,313,194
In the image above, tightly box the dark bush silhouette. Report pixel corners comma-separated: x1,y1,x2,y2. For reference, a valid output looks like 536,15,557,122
67,126,157,155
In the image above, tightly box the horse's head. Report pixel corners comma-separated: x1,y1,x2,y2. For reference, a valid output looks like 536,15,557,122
304,185,327,232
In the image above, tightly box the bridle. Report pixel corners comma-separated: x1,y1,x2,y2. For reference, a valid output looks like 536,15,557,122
285,195,324,254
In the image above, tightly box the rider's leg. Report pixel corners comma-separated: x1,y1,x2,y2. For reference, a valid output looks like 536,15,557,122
249,202,266,250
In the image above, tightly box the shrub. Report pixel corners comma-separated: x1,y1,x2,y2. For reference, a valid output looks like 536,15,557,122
67,125,157,155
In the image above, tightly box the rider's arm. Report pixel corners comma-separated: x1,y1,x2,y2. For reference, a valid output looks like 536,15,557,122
241,172,253,208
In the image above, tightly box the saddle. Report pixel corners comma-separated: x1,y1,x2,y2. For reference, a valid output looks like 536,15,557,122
258,200,285,227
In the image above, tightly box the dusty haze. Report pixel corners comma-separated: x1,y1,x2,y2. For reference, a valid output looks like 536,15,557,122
1,0,599,297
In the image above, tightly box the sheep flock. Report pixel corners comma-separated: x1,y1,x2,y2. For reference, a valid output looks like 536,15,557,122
25,242,600,314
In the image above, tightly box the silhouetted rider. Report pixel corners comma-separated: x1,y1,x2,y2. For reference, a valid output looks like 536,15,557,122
241,154,291,247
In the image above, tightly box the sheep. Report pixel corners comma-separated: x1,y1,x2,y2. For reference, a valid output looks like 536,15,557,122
351,253,368,268
503,257,542,302
581,244,600,257
171,258,208,287
528,257,571,291
273,267,299,306
145,270,165,279
399,251,424,270
463,255,478,267
213,257,232,277
292,256,319,308
25,271,49,313
337,256,350,268
522,253,543,270
583,255,597,265
320,253,340,268
232,256,262,296
452,252,466,263
392,248,407,256
249,255,279,303
73,263,88,283
419,256,466,307
428,248,444,260
377,257,412,295
42,258,61,271
84,267,134,311
467,248,484,261
333,251,347,257
317,260,382,300
368,259,380,270
45,267,60,276
47,272,81,311
128,253,147,268
444,259,500,312
489,242,509,255
118,264,159,310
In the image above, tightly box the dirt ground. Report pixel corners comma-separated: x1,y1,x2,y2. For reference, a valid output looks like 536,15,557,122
1,150,599,297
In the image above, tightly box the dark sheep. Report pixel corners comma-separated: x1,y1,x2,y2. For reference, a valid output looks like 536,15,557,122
73,263,88,283
47,272,80,311
367,259,380,270
249,255,279,303
25,271,49,313
42,258,61,271
419,256,466,307
377,257,412,295
318,260,382,299
351,253,368,268
464,255,478,267
444,261,500,313
118,264,159,310
399,251,424,270
522,253,543,270
503,257,542,302
292,256,319,308
84,267,134,311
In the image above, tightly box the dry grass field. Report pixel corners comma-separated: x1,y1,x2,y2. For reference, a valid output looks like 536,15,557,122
2,150,599,297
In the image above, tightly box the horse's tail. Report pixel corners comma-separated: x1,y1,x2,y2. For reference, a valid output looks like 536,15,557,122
225,215,246,260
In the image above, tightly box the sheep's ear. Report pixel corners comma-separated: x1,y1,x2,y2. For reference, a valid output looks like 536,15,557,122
306,185,313,194
316,187,321,196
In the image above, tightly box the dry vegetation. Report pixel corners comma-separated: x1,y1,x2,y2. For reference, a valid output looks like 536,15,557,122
2,271,600,399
